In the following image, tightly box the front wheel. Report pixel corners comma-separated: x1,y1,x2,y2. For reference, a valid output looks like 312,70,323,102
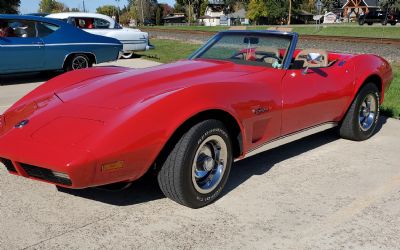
157,120,233,208
339,82,380,141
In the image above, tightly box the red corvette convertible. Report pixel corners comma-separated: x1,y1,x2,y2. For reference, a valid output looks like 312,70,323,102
0,31,393,208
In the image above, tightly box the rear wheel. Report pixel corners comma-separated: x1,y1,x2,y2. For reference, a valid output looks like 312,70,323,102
65,54,91,71
339,83,380,141
157,119,232,208
120,52,134,59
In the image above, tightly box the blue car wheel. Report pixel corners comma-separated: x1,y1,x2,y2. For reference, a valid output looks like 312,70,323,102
65,54,92,71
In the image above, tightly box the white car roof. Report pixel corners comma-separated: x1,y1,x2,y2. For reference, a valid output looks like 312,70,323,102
46,12,116,27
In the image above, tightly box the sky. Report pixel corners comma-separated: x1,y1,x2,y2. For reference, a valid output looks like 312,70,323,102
20,0,175,14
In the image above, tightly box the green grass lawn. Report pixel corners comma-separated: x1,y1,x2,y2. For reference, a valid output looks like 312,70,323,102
137,39,399,118
382,64,400,118
292,26,400,39
144,25,400,39
137,39,200,63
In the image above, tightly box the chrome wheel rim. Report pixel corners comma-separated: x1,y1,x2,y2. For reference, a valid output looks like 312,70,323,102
192,135,227,194
359,93,377,131
72,56,89,70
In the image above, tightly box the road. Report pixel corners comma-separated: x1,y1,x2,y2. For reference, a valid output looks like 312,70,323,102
1,58,400,249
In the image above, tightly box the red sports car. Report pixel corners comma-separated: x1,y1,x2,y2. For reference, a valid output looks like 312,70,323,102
0,31,393,208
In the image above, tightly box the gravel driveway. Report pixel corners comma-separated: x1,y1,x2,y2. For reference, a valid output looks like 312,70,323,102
1,58,400,249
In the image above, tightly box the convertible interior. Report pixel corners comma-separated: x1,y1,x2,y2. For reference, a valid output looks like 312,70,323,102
231,47,340,70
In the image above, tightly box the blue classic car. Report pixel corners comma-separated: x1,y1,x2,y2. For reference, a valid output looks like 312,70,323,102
0,15,122,74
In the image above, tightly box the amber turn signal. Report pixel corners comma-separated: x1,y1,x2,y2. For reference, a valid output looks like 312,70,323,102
101,161,125,172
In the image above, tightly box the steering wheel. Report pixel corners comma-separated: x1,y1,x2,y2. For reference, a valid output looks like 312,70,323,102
230,51,247,60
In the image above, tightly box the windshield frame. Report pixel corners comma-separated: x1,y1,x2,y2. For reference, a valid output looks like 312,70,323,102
189,30,298,70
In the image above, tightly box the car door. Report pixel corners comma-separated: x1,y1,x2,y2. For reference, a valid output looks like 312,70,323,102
0,19,45,73
281,58,355,135
35,21,63,70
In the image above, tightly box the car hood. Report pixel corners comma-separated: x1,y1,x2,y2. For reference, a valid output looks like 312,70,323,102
55,59,262,110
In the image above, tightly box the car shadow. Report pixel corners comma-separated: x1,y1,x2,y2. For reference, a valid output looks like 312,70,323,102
57,174,165,206
0,71,62,86
57,117,389,207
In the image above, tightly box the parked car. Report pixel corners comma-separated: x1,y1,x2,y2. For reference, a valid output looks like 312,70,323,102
0,31,393,208
0,15,122,74
359,10,398,25
47,12,153,59
26,13,49,17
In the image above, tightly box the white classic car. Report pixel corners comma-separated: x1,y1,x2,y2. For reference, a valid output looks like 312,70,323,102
47,12,153,59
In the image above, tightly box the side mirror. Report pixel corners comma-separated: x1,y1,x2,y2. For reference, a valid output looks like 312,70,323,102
302,52,323,75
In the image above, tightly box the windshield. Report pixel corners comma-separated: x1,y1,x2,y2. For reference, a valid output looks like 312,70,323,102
192,32,292,68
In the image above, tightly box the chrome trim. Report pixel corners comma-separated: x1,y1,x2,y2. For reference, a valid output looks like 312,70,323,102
238,122,338,161
0,43,120,47
192,135,228,194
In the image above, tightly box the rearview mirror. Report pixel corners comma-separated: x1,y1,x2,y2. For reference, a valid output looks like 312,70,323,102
244,37,259,44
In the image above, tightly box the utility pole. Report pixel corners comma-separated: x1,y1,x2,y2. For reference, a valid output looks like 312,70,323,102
115,0,120,19
141,0,145,24
288,0,292,25
82,0,86,12
188,0,191,25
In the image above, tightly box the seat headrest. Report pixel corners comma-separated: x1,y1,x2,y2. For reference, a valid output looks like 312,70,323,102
295,49,328,68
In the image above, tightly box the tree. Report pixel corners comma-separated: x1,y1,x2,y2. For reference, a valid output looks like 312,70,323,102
160,3,174,17
176,0,204,22
38,0,67,13
96,5,119,17
119,11,132,25
135,0,158,24
0,0,20,14
247,0,268,24
380,0,400,9
156,5,162,25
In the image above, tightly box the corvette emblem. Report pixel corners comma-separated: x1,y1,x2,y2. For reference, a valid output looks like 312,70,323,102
252,107,269,115
15,119,29,128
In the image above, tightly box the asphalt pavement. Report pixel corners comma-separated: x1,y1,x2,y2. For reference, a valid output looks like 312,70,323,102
0,58,399,249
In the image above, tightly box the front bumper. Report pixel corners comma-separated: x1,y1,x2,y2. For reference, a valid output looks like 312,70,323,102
0,138,96,188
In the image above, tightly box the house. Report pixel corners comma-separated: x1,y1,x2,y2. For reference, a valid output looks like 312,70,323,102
198,0,225,26
341,0,380,17
323,12,338,23
227,8,249,26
